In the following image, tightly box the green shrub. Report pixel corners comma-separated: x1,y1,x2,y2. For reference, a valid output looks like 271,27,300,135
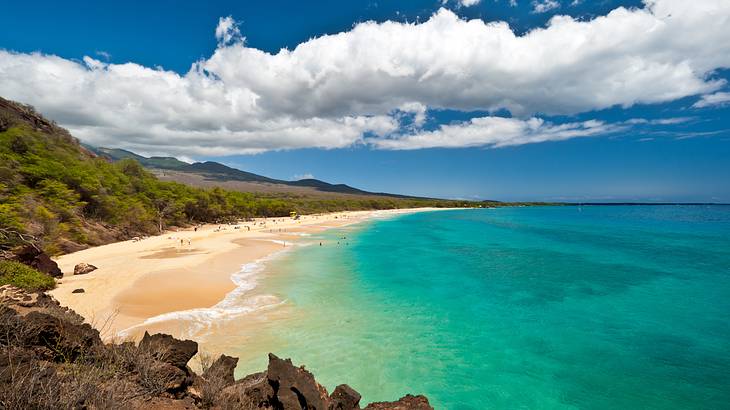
1,123,485,254
0,260,56,291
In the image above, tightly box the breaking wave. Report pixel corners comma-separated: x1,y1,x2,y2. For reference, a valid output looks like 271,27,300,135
117,242,301,339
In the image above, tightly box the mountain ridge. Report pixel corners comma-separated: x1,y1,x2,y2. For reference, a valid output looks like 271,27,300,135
86,145,422,199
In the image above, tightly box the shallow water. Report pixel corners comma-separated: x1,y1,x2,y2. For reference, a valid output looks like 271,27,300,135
225,206,730,409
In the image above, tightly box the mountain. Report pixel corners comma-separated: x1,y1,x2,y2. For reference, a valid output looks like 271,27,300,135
87,145,418,198
185,161,280,184
82,146,190,170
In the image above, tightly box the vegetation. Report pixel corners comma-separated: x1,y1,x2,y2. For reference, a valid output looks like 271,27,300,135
0,260,56,291
0,98,475,255
88,146,190,170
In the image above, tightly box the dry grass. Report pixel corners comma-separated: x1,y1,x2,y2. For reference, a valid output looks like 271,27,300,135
196,351,228,409
1,300,275,409
0,356,60,410
0,304,181,409
103,340,183,397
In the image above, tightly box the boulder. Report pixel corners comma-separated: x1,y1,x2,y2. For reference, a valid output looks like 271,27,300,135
150,361,190,392
13,245,62,278
21,311,101,362
73,263,97,275
329,384,362,410
364,394,433,410
71,288,85,294
138,332,198,370
218,371,274,408
202,354,238,387
267,353,329,410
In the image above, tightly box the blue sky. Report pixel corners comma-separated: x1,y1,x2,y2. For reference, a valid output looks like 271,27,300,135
1,0,729,201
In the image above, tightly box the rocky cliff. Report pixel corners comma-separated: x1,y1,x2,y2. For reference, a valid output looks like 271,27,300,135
0,285,432,409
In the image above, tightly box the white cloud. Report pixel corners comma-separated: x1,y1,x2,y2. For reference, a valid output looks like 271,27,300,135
441,0,481,7
370,117,621,149
625,117,693,125
0,0,729,155
532,0,560,13
693,91,730,108
176,155,196,164
215,16,244,46
293,173,315,180
95,50,111,61
397,102,428,128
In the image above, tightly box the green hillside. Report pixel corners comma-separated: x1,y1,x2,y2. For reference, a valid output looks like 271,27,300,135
0,97,472,255
85,145,190,170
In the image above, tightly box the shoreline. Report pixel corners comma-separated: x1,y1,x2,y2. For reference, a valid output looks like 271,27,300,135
51,207,452,340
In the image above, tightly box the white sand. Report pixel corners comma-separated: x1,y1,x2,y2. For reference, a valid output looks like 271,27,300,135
51,208,446,339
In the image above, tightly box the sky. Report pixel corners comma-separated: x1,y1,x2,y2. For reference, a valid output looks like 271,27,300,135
1,0,729,202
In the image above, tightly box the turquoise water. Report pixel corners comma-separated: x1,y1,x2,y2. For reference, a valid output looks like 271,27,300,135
238,206,730,409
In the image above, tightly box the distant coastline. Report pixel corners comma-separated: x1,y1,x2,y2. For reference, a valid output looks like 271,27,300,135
565,202,730,206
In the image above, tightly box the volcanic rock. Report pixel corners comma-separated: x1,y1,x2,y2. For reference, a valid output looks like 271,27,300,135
202,354,238,387
0,284,39,307
13,245,62,278
364,394,433,410
0,286,432,409
267,353,329,410
22,311,101,362
330,384,362,410
73,263,97,275
139,332,198,370
218,371,274,408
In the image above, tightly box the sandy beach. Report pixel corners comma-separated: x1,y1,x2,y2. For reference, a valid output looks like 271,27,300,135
51,208,443,340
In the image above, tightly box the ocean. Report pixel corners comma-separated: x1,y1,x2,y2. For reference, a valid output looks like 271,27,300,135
223,206,730,409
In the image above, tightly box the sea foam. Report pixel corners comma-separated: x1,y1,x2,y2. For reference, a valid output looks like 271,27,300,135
117,242,301,339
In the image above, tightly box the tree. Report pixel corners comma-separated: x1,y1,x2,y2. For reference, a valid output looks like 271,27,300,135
152,196,177,233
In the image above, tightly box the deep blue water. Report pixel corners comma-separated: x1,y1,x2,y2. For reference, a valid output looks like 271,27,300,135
238,206,730,409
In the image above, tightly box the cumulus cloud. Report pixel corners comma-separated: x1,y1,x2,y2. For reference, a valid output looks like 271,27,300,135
0,0,729,155
693,91,730,108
